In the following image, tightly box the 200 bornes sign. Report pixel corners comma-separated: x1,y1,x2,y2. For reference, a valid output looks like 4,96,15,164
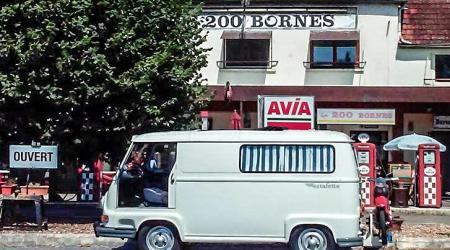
198,12,356,29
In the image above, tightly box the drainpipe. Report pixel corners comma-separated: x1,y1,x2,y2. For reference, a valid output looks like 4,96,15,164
240,0,250,38
398,4,413,45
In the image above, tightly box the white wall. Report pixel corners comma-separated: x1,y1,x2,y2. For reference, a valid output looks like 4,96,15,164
403,113,434,163
199,4,450,87
392,49,450,86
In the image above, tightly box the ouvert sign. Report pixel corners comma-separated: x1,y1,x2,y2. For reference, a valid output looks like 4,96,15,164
9,145,58,169
199,9,357,30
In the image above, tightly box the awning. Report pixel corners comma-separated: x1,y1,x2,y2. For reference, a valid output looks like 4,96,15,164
310,31,359,41
221,31,272,40
207,85,450,103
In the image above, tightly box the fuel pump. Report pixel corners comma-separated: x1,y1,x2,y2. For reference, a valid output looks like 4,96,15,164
354,140,377,207
418,144,441,208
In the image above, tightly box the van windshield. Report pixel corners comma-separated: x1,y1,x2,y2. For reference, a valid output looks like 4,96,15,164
123,142,177,172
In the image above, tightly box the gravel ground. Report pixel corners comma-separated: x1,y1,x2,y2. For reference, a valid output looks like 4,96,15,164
394,224,450,239
0,222,93,234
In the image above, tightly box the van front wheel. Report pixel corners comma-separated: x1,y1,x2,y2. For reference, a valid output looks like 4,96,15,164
138,225,181,250
290,226,336,250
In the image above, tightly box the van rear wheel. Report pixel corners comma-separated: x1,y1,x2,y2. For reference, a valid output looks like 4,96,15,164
138,225,181,250
290,226,336,250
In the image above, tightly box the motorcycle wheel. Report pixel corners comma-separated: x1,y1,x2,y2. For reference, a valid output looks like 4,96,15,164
378,210,387,245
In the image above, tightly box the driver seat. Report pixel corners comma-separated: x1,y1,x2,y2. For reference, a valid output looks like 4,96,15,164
143,187,168,205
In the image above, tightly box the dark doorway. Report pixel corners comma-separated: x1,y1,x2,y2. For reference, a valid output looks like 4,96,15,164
429,131,450,199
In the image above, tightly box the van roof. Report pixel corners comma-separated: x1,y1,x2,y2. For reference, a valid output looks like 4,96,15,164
132,130,353,143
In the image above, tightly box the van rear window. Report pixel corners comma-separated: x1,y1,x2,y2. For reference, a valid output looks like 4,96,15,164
240,145,335,173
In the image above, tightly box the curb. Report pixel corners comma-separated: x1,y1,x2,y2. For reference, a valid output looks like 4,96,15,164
396,237,450,249
392,207,450,216
0,233,127,248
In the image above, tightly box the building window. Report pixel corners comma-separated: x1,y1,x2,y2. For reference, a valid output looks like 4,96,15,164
307,31,361,69
240,145,335,173
311,40,358,68
221,31,273,69
225,39,270,68
436,55,450,80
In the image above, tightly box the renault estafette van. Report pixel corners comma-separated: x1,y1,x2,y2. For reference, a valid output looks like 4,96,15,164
94,130,362,250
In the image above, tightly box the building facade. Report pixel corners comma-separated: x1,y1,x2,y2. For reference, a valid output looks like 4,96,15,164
197,0,450,193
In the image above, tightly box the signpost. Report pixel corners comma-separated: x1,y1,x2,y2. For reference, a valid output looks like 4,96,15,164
258,95,314,130
2,144,57,230
9,145,58,169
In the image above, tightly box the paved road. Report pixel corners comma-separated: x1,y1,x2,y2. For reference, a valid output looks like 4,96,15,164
401,214,450,225
3,212,445,250
2,242,289,250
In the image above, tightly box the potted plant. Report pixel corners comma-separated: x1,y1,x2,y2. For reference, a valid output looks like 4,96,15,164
1,178,18,196
20,182,49,196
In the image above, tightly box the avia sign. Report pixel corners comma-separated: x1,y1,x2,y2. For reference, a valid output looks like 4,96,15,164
259,96,314,130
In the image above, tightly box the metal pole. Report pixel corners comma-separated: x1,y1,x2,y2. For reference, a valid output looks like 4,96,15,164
26,168,31,195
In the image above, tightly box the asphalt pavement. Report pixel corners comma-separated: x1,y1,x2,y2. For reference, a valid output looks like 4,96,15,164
3,209,450,250
2,242,289,250
401,214,450,225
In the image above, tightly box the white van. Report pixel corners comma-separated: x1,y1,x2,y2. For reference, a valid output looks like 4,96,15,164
94,130,362,250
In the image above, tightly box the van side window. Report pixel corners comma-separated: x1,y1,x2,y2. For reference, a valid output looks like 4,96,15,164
240,145,335,173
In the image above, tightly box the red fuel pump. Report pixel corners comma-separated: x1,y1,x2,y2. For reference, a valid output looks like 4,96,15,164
418,144,442,208
354,142,377,207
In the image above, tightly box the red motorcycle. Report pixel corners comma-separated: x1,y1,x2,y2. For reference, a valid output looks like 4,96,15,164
372,177,397,245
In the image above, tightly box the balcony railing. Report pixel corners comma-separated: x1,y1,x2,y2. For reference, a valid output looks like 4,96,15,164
303,61,367,69
217,60,279,69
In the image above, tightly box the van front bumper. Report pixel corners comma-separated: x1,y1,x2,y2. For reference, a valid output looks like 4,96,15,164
336,237,364,247
93,221,136,239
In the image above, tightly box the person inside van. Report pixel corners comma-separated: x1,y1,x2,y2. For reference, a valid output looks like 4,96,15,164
118,151,145,206
141,151,168,207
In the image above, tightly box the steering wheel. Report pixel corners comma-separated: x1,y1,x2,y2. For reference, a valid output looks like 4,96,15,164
124,166,143,179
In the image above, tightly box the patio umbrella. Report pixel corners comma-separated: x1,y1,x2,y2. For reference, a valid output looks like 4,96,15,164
383,133,446,152
229,110,241,130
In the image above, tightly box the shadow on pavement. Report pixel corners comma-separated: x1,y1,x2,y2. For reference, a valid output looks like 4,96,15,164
111,240,288,250
112,240,138,250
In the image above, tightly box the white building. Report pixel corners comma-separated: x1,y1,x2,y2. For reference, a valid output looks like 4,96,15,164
196,0,450,194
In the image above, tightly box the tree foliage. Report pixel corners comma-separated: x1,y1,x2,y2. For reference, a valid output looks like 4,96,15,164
0,0,209,157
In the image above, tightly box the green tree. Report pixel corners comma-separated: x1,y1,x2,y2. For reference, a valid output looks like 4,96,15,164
0,0,209,159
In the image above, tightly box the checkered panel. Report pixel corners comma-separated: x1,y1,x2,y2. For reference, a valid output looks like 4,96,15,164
360,179,371,206
81,172,94,201
423,177,437,206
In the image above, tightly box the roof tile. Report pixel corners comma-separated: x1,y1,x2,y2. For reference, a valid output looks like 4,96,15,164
402,0,450,44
